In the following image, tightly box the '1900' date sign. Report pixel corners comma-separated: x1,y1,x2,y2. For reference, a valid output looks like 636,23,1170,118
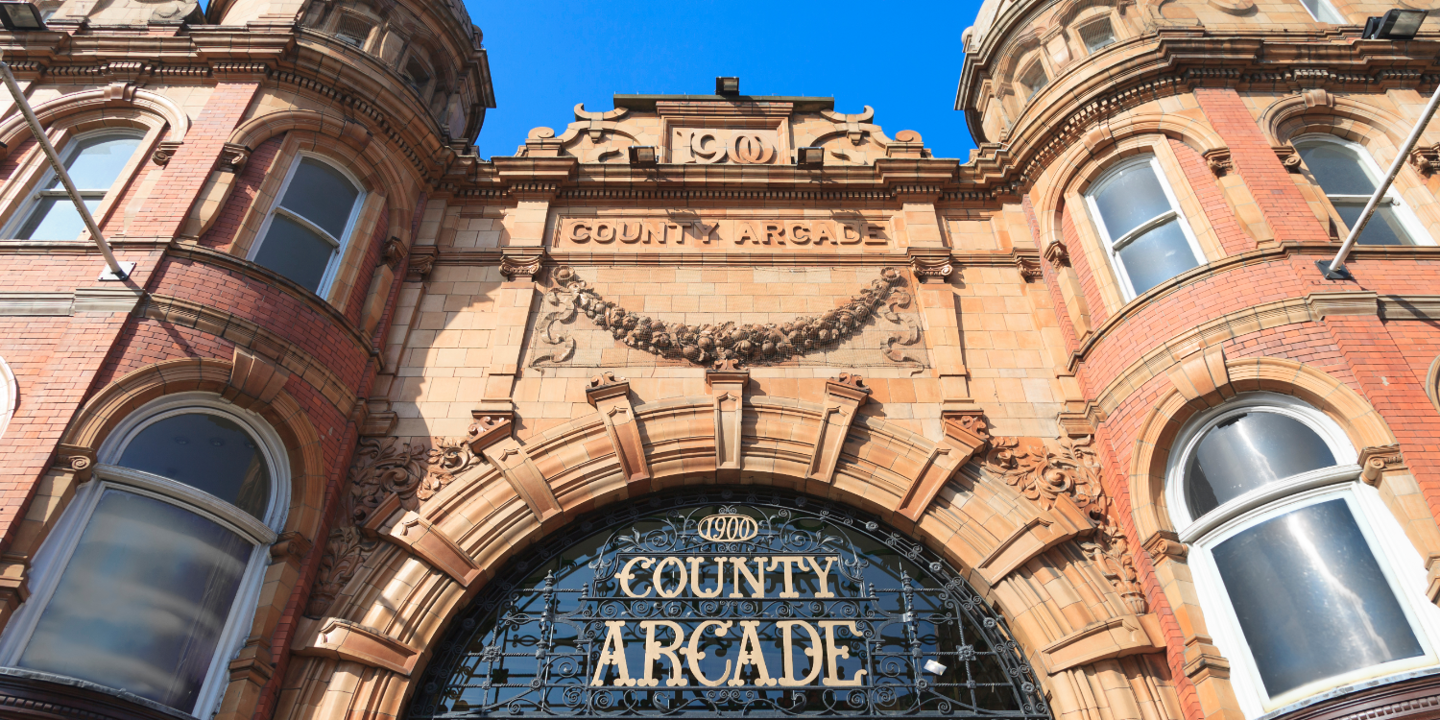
413,497,1050,719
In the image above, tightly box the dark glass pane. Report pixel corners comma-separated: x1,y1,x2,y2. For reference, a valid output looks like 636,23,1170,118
16,197,100,240
1214,500,1422,697
118,413,270,519
253,214,336,294
1335,203,1412,246
278,158,359,239
1298,143,1377,196
50,134,142,191
19,490,252,711
1116,219,1200,294
1185,411,1336,517
1092,161,1172,237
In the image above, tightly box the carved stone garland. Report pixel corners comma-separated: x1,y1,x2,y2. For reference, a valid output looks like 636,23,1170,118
980,436,1147,614
532,266,921,368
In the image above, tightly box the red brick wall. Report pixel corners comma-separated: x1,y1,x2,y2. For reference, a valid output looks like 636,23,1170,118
1062,204,1111,328
1169,138,1257,256
200,135,284,250
1194,88,1330,244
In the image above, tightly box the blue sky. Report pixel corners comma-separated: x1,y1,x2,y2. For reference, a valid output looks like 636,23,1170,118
464,1,986,162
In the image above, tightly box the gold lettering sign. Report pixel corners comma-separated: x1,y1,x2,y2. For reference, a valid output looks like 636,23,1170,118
697,513,758,542
557,217,892,250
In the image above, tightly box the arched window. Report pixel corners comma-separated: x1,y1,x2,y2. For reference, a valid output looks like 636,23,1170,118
248,155,364,296
1295,135,1428,246
1016,60,1048,102
0,393,289,717
1167,394,1440,716
5,131,143,241
1085,155,1206,298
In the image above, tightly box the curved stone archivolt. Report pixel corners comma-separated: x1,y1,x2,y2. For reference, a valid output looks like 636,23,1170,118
279,372,1181,720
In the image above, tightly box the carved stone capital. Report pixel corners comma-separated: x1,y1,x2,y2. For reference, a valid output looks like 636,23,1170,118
407,246,438,281
219,142,250,173
499,251,545,281
382,237,406,269
908,248,954,284
1015,253,1043,282
1143,530,1188,563
1202,147,1232,176
1274,145,1303,173
1359,444,1405,485
1183,640,1232,682
1043,241,1070,268
269,530,313,566
1412,145,1440,176
151,140,183,166
54,443,95,482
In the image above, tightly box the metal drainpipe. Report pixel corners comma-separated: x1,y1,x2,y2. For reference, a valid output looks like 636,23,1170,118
0,60,129,280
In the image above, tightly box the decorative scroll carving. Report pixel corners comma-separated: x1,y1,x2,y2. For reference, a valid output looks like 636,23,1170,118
982,436,1145,613
151,140,183,166
219,142,250,173
819,105,876,145
407,246,437,281
1203,148,1232,176
1412,146,1440,176
880,288,923,371
530,266,911,368
1273,145,1303,173
306,525,378,618
910,253,953,283
499,252,544,281
347,436,482,528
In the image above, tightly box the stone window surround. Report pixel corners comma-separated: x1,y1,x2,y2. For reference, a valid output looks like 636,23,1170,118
1165,392,1440,716
226,131,388,311
0,391,290,719
246,151,367,299
0,112,165,244
1083,153,1208,301
1063,135,1229,313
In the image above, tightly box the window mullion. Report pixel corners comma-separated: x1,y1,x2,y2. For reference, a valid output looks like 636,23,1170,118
1110,210,1177,250
275,206,342,249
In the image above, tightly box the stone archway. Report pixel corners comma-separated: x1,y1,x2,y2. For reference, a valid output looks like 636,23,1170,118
277,371,1183,720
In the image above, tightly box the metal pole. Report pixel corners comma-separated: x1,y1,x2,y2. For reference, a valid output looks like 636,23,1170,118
0,60,127,279
1328,78,1440,275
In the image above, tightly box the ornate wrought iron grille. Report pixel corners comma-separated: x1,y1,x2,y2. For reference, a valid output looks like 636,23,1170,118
410,490,1050,720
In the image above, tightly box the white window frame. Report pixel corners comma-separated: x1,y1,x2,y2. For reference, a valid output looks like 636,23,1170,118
1085,154,1207,300
1,129,145,241
1294,134,1432,247
0,356,14,440
0,393,290,718
1166,393,1440,718
1299,0,1346,23
246,152,365,298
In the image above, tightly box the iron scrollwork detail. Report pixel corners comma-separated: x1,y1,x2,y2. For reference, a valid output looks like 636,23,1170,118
410,490,1051,719
531,267,920,369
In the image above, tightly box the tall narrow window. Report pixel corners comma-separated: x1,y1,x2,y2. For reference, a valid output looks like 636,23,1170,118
404,55,433,97
0,395,288,718
1296,136,1425,246
1017,61,1048,102
1169,395,1440,716
9,132,142,241
1300,0,1345,22
1079,18,1117,52
1085,155,1206,298
334,13,373,48
249,156,363,295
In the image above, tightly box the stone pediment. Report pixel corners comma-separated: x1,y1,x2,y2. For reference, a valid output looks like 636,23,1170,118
516,96,930,166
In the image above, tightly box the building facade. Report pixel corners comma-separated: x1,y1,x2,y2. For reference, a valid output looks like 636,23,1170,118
2,0,1440,720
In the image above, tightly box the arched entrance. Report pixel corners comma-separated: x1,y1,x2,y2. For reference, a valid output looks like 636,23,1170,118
408,489,1051,719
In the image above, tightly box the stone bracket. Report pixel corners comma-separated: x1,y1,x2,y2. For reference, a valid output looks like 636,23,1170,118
894,410,991,529
807,374,870,484
1039,613,1166,673
586,373,651,492
482,438,564,528
224,346,291,411
388,512,481,587
294,617,422,676
977,494,1096,584
706,364,749,481
1305,290,1379,319
1360,444,1405,486
1164,344,1228,403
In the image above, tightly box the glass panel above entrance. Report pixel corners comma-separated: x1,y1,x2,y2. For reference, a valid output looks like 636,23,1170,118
411,491,1051,720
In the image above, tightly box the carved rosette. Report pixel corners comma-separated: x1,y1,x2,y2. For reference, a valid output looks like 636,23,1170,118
1273,145,1304,173
981,435,1146,614
531,266,912,368
347,436,482,528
